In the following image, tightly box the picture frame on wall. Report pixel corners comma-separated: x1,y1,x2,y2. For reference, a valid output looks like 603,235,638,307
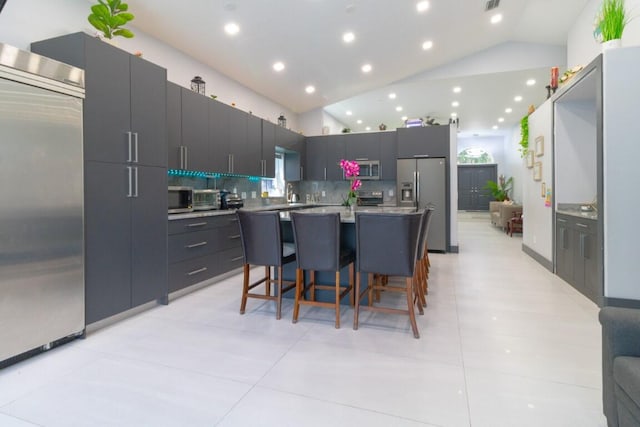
535,136,544,157
526,150,534,168
533,162,542,181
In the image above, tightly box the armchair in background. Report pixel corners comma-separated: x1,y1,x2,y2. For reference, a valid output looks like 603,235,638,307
489,201,523,231
600,306,640,427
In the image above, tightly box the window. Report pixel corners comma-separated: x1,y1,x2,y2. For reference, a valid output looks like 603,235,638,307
261,152,285,197
457,147,494,164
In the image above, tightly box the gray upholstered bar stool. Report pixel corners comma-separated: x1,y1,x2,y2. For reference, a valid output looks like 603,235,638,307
236,210,296,320
353,211,424,338
415,207,434,309
290,212,355,328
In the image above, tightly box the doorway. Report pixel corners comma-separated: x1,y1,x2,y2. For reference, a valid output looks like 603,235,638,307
458,164,497,211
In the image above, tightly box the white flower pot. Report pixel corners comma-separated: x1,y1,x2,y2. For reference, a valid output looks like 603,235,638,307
602,39,622,51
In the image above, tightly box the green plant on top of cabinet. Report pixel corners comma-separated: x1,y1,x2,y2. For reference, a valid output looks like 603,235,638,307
31,32,169,324
88,0,135,40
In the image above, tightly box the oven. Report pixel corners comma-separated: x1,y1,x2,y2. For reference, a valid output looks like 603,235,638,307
357,190,384,206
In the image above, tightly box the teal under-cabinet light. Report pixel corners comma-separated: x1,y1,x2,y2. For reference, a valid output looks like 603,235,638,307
168,169,263,182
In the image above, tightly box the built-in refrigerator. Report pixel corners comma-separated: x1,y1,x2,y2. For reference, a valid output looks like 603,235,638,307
397,157,447,252
0,43,85,366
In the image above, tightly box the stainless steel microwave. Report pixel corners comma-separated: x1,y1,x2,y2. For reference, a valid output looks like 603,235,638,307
168,186,193,213
355,159,381,180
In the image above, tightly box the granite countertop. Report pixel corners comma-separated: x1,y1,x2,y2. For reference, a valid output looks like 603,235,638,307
168,203,320,220
278,205,416,223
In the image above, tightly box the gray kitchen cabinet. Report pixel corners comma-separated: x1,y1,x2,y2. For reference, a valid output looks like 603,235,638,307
276,126,305,181
181,87,210,172
305,136,328,180
167,82,182,169
346,133,380,160
555,214,574,286
168,214,242,292
379,131,397,180
209,98,231,173
397,125,450,158
32,32,169,324
325,135,346,180
555,213,600,303
262,120,276,177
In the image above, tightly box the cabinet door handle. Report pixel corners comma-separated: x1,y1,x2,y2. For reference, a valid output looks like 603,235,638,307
184,146,188,170
127,132,133,163
559,228,567,249
228,217,238,223
187,267,207,276
580,233,587,258
126,166,133,197
300,166,304,180
324,167,327,180
134,132,139,163
186,241,207,248
179,146,185,169
228,154,232,173
557,218,567,223
229,234,241,240
355,158,368,161
186,222,207,227
576,223,589,228
133,167,138,197
231,256,244,262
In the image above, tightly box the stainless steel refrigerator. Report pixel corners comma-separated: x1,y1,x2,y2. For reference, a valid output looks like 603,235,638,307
0,43,85,365
397,157,447,252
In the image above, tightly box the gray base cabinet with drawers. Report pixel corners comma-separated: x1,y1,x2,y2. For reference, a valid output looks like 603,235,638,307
32,32,169,324
168,214,243,292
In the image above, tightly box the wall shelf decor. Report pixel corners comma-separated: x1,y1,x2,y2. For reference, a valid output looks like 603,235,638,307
533,161,542,181
527,150,534,168
535,136,544,156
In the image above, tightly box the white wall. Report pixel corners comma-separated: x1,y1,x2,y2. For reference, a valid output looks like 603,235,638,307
567,0,640,67
322,111,348,135
502,126,525,204
0,0,299,131
523,100,553,263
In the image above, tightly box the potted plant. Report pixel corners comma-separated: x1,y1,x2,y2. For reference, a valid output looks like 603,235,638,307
593,0,630,49
88,0,135,41
483,175,513,201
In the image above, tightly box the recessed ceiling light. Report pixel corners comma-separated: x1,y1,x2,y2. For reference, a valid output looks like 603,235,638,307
452,101,459,107
342,32,355,43
498,117,505,123
357,119,363,124
401,116,408,121
526,79,536,86
451,112,457,117
224,22,240,35
514,95,523,102
453,86,462,93
365,126,371,131
505,108,513,113
361,63,372,73
346,111,353,116
490,14,503,24
396,106,403,112
305,85,315,94
272,62,285,72
492,125,498,130
388,92,397,99
416,1,430,13
422,40,433,50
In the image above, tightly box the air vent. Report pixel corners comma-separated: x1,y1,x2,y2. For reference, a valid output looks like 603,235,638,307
485,0,500,11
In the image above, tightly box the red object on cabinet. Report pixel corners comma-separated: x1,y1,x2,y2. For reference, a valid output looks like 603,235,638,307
551,67,559,89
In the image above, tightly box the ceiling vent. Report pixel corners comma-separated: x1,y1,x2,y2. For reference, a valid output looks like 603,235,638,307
485,0,500,11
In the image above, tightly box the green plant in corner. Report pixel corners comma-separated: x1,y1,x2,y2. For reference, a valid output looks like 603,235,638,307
519,115,529,157
594,0,630,42
483,175,513,202
88,0,135,40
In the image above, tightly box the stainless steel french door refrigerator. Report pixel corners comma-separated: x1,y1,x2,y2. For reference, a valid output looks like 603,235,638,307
397,157,447,252
0,43,85,365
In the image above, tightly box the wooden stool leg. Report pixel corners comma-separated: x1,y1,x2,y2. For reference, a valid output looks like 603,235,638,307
349,263,355,306
368,273,375,307
406,277,420,339
310,270,316,301
265,266,271,296
353,272,361,330
292,268,302,323
276,266,283,320
240,264,250,314
335,271,341,329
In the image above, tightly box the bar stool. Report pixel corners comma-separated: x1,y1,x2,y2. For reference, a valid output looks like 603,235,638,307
353,211,424,338
236,210,296,320
290,212,355,328
416,207,434,307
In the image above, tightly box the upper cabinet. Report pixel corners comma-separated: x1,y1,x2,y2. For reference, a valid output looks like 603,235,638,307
181,87,210,172
379,131,397,180
397,125,450,158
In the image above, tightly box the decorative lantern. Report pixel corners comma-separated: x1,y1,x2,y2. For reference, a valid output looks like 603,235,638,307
190,76,206,95
277,114,287,128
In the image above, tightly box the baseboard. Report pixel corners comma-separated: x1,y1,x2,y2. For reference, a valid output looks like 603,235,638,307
448,245,459,253
603,297,640,309
522,244,553,272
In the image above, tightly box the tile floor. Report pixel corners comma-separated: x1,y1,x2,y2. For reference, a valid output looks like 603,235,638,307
0,213,606,427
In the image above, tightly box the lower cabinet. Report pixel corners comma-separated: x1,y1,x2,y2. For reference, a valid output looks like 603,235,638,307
84,161,168,324
168,214,243,292
555,213,601,303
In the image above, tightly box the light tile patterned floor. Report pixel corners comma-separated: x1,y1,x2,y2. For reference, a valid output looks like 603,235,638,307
0,213,606,426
